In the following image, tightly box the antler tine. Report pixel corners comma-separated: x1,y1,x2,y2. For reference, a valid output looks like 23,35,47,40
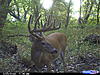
32,21,61,32
42,14,50,28
47,14,51,26
46,16,61,30
34,15,41,29
41,20,43,28
28,15,43,39
30,14,61,32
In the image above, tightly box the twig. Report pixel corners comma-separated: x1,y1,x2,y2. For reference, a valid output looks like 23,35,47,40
7,34,30,38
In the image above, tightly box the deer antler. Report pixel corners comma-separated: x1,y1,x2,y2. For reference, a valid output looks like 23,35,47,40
28,15,43,40
28,14,61,39
31,14,61,32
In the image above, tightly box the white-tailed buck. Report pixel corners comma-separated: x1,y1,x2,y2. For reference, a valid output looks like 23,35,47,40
28,14,67,72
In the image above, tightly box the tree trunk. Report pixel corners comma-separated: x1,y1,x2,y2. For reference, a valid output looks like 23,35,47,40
96,0,100,25
78,0,83,25
65,0,71,28
0,0,12,39
84,0,94,23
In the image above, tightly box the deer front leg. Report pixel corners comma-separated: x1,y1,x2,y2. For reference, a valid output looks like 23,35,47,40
60,51,66,72
47,63,55,73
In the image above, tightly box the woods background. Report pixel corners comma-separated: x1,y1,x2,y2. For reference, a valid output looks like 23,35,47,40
0,0,100,73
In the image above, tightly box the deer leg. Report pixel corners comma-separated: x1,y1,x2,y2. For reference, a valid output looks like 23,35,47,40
41,65,48,72
47,63,54,73
60,51,66,72
29,65,40,72
52,58,62,72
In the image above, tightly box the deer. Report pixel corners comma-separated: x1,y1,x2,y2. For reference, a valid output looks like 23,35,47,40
28,14,67,72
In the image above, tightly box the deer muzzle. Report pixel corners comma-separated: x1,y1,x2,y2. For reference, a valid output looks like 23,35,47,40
50,48,58,54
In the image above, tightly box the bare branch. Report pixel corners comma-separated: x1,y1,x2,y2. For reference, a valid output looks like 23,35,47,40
7,34,29,38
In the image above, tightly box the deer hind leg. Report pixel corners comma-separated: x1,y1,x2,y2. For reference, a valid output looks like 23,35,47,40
52,58,62,72
48,57,63,72
60,51,66,72
29,65,40,72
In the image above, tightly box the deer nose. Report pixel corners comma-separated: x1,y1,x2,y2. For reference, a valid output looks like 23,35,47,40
52,48,58,54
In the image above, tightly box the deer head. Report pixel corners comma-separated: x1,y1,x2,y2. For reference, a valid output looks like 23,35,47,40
28,14,61,54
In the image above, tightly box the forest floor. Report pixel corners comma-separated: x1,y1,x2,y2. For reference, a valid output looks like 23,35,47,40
0,26,100,73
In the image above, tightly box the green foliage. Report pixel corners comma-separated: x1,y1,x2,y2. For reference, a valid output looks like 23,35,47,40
2,21,31,58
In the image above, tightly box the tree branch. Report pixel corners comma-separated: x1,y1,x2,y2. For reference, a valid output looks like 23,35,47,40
9,10,21,21
7,34,29,38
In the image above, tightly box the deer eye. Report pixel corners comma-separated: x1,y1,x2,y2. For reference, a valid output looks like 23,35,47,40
41,42,46,45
